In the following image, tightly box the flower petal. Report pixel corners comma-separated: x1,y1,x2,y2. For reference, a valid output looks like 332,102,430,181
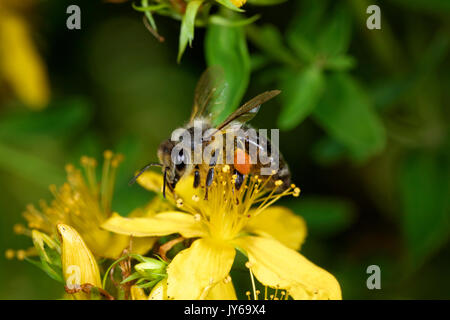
137,171,163,193
0,11,49,109
137,171,199,210
102,212,207,238
206,280,237,300
148,278,168,300
233,236,342,300
166,238,235,299
57,224,101,300
245,206,307,250
131,285,148,300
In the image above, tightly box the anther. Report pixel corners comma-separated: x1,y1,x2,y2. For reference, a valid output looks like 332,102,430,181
293,187,301,197
103,150,114,159
16,250,26,261
13,224,26,235
65,164,75,173
5,249,15,260
192,195,200,202
222,165,230,173
176,199,183,208
275,180,283,187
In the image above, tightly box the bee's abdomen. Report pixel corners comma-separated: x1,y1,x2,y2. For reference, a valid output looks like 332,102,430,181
237,127,291,192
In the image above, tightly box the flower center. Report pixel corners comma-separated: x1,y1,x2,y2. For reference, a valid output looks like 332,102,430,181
175,165,300,241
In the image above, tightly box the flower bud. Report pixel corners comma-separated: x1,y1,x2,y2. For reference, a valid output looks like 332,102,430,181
57,224,101,299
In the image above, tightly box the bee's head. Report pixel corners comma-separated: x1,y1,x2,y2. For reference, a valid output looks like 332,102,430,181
157,139,191,190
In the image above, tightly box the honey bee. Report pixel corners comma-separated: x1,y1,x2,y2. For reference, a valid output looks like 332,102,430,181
129,68,291,198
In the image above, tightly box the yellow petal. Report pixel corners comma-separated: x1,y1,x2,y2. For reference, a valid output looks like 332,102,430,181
166,238,235,299
129,196,174,218
137,171,199,210
233,236,342,300
148,278,168,300
245,206,307,250
88,232,156,259
231,0,246,8
102,212,207,238
131,285,148,300
137,171,163,193
206,279,237,300
57,224,101,300
0,11,49,109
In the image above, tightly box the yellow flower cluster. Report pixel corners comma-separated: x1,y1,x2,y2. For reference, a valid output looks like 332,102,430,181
9,152,341,300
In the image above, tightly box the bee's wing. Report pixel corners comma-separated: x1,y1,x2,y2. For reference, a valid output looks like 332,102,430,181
215,90,281,131
189,66,227,124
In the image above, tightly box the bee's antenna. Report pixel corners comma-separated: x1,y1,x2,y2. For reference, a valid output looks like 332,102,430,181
163,167,167,199
128,163,163,186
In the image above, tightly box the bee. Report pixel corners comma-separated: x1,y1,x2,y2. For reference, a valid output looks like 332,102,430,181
129,68,291,198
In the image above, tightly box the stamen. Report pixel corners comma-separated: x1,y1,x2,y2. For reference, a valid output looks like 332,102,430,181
13,224,28,235
245,262,257,300
5,249,15,260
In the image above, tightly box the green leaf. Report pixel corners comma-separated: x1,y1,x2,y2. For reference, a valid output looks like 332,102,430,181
316,6,352,57
400,152,450,267
325,55,356,71
278,65,324,130
246,24,299,67
215,0,245,12
247,0,287,4
209,14,260,27
205,22,250,124
178,0,204,62
313,73,386,161
286,0,328,61
289,196,355,237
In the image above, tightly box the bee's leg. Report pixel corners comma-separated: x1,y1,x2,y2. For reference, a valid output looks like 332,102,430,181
204,167,214,200
234,170,245,191
166,181,177,200
193,165,200,188
204,151,218,200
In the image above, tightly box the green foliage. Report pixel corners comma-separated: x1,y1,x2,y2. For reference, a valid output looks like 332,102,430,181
178,0,204,62
278,66,324,129
313,73,386,161
28,231,63,283
2,0,450,300
399,151,450,268
205,20,250,124
290,196,355,238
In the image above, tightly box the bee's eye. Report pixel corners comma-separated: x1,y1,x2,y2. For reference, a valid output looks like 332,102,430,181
176,149,185,171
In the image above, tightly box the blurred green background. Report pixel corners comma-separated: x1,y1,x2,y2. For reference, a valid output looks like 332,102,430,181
0,0,449,299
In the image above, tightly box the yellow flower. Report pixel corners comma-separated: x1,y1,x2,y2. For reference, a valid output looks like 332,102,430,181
0,0,50,109
102,165,341,300
20,151,155,259
58,224,102,300
230,0,247,8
